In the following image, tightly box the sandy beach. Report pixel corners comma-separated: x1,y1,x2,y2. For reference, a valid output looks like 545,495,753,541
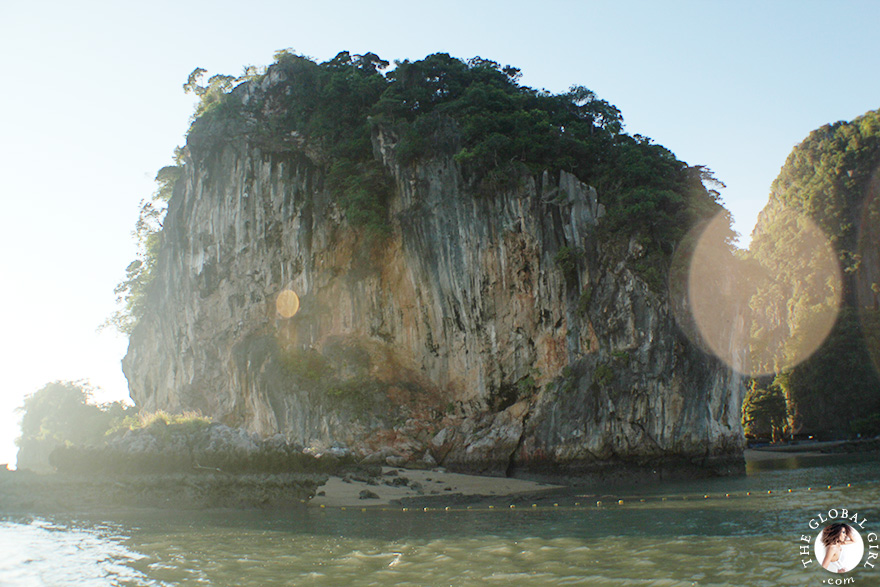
309,467,562,508
313,442,880,508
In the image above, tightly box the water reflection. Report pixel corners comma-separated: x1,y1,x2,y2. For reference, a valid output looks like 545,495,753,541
0,518,154,586
2,453,878,586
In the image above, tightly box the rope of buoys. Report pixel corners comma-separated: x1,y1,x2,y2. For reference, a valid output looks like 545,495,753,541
307,480,862,511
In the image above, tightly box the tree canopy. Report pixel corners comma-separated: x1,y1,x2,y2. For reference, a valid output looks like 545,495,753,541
105,163,181,334
112,50,728,333
746,109,880,437
189,50,726,267
16,381,136,471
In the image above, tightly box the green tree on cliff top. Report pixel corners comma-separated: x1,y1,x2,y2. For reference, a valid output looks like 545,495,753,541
111,50,727,334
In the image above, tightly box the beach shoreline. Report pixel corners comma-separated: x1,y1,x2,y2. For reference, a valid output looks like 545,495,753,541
313,444,880,508
309,466,563,508
4,441,879,513
744,437,880,461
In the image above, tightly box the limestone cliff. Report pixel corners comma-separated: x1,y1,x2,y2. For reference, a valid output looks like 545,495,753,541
123,54,745,479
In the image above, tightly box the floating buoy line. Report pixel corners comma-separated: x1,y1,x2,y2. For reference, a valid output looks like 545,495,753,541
307,482,857,512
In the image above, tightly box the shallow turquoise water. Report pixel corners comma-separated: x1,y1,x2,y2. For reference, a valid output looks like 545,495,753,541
2,454,879,586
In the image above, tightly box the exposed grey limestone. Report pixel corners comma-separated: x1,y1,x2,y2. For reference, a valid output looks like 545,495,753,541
123,114,746,481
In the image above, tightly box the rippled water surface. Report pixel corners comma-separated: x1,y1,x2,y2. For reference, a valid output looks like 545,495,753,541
2,454,879,586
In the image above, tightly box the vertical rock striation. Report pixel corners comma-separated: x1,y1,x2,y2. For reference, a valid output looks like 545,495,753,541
124,72,746,482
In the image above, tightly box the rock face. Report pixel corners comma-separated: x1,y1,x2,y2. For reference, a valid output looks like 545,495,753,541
123,96,745,481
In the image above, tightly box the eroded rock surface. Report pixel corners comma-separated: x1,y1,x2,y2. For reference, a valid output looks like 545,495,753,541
123,76,745,481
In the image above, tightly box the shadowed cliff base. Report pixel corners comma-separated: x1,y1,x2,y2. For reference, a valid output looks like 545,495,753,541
506,451,746,486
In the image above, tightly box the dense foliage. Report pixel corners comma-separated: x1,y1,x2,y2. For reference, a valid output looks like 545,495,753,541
741,379,787,441
106,163,181,334
766,111,880,269
190,50,725,253
112,50,727,333
772,311,880,435
16,381,137,470
747,109,880,437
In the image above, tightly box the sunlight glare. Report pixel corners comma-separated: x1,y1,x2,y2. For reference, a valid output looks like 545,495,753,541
670,209,842,376
276,290,300,318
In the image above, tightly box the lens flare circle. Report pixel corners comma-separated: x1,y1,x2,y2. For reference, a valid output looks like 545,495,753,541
276,290,300,318
670,209,842,377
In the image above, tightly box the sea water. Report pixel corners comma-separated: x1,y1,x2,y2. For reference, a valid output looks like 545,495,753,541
1,454,878,586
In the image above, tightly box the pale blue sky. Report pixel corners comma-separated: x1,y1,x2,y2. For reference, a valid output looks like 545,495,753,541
1,0,878,465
